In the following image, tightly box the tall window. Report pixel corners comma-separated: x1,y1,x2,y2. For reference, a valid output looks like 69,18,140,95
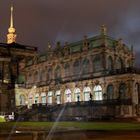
73,60,81,75
116,58,123,69
47,68,52,81
55,90,61,104
74,88,81,102
40,69,46,81
82,58,90,74
83,87,91,101
54,66,61,79
34,94,39,104
108,56,113,71
93,55,102,72
119,83,126,99
19,95,26,105
41,92,46,105
48,91,53,104
34,71,39,82
93,85,102,100
64,89,72,103
64,64,70,77
107,85,114,100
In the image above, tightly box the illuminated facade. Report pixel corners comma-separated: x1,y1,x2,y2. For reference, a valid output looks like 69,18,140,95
15,26,140,120
1,5,140,120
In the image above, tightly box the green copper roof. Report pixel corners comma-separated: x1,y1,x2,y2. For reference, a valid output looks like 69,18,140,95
89,35,116,48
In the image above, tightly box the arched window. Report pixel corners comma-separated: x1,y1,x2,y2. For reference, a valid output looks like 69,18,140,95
54,65,61,79
93,55,102,72
55,90,61,104
108,56,113,71
107,85,114,100
116,58,123,69
93,85,103,100
74,88,81,102
19,95,26,105
73,60,80,75
47,68,52,81
41,92,46,105
64,89,72,103
119,83,126,99
48,91,53,104
83,87,91,101
34,71,39,82
40,69,46,81
82,58,90,74
34,93,39,104
64,64,70,77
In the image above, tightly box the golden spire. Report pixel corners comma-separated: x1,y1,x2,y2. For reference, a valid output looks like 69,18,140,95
10,6,14,28
7,5,17,44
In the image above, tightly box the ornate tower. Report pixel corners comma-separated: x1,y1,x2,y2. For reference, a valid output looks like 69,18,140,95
7,6,17,44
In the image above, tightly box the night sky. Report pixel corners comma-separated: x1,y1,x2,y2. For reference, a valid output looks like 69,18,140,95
0,0,140,65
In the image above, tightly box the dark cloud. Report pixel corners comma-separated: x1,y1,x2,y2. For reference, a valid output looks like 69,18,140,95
0,0,140,65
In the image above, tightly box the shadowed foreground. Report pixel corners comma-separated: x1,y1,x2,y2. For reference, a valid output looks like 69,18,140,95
0,131,140,140
1,122,140,140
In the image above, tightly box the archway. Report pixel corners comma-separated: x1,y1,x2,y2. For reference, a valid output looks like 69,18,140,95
74,88,81,102
93,85,103,100
83,87,91,101
64,89,72,103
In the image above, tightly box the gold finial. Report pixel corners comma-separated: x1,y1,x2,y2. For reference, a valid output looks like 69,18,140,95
7,5,17,44
100,25,107,35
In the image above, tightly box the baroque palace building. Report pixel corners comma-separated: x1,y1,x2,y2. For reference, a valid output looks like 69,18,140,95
1,6,140,120
15,25,140,120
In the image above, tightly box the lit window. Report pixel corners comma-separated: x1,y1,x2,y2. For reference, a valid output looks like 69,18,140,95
34,94,39,104
74,88,81,102
55,90,61,104
48,91,53,104
83,87,91,101
41,92,46,105
93,85,102,100
64,89,72,103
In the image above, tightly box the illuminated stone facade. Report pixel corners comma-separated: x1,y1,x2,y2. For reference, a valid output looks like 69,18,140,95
15,27,140,119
